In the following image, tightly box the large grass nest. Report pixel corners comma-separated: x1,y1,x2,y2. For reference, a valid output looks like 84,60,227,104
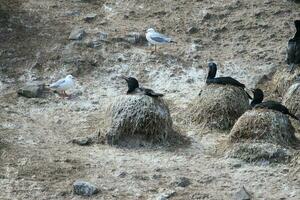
105,95,186,147
229,109,299,148
189,84,250,130
283,83,300,119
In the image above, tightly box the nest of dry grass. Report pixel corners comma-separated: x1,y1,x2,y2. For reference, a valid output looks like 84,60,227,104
272,68,300,96
283,83,300,119
230,109,299,148
189,84,250,130
105,95,184,147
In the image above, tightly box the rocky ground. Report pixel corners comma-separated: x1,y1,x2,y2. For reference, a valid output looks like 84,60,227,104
0,0,300,199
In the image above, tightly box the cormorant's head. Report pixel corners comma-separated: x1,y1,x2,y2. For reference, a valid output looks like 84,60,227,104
251,88,264,107
121,76,139,93
207,62,217,79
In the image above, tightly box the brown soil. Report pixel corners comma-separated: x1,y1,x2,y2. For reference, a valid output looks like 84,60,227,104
0,0,300,199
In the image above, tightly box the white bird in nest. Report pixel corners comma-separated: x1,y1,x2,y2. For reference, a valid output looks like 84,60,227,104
145,28,176,52
49,74,75,98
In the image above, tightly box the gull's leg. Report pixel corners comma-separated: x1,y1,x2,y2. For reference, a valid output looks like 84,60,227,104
155,45,156,52
63,91,71,98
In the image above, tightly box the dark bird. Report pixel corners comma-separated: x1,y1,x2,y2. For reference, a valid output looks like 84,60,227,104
205,62,252,99
121,76,164,97
251,88,299,120
287,20,300,71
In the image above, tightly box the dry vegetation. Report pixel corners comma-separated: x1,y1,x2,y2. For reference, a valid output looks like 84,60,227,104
0,0,300,199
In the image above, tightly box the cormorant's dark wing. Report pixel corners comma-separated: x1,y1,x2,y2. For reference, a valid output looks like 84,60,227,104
287,39,300,65
206,77,245,88
254,100,299,120
142,88,164,97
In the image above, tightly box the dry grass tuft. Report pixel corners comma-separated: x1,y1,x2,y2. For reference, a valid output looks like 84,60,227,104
229,109,299,148
188,84,250,131
283,83,300,119
272,68,300,96
105,95,187,147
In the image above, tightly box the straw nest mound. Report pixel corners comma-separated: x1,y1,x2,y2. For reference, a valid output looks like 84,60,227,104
105,95,184,147
230,109,298,147
189,84,250,130
227,109,299,163
283,83,300,120
273,68,300,96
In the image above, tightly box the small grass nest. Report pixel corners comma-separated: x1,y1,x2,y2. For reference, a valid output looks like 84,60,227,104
283,83,300,119
105,95,183,147
272,68,300,96
229,109,299,148
189,84,250,130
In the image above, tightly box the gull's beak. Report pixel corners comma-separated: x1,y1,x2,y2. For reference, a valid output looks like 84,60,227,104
120,75,129,81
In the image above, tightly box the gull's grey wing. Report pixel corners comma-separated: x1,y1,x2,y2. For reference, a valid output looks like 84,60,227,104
150,32,171,43
50,79,66,88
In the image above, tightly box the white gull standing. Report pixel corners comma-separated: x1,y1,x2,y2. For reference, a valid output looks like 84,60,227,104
145,28,176,52
49,74,75,98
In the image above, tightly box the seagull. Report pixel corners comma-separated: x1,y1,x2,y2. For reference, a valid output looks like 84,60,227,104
145,28,176,52
49,75,75,98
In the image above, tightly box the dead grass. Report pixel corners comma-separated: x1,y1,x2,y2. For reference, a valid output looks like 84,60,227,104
188,84,250,131
230,109,299,148
105,95,186,147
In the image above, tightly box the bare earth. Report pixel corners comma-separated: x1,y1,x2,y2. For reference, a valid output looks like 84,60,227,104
0,0,300,199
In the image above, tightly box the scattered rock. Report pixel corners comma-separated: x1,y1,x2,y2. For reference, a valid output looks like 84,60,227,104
98,31,108,41
83,13,97,22
64,10,80,17
17,82,47,98
124,32,148,45
171,177,191,187
69,27,86,40
233,186,251,200
156,190,176,200
71,137,94,146
117,171,127,178
187,26,199,34
73,180,98,196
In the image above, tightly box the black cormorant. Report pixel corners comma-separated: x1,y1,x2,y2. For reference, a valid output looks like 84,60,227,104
205,62,252,99
121,76,163,97
287,20,300,71
251,88,299,120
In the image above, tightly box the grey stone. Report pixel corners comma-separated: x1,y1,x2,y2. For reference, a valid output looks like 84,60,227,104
17,82,46,98
156,190,176,200
117,171,127,178
124,32,147,45
234,186,251,200
73,180,98,196
172,177,191,187
98,32,108,41
83,13,97,22
71,137,94,146
187,27,199,34
64,10,80,17
69,28,86,40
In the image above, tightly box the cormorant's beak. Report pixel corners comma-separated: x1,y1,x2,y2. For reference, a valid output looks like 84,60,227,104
120,75,129,81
